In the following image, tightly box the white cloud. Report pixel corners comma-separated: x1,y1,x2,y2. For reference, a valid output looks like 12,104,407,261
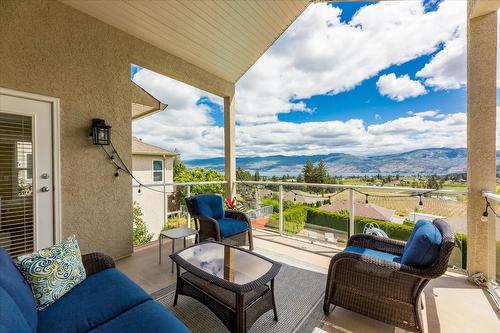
132,68,224,158
416,33,466,89
236,0,466,123
132,1,470,160
376,73,427,101
413,110,440,117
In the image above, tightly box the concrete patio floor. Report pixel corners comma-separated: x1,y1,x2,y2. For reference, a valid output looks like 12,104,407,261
116,230,500,333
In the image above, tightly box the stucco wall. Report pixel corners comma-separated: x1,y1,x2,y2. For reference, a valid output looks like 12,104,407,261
0,0,232,258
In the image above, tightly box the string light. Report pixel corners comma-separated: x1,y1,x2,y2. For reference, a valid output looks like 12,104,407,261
238,182,438,208
100,143,171,194
481,201,489,222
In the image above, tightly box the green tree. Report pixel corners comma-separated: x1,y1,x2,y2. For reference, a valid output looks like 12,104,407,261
133,202,153,246
254,171,261,181
303,160,315,183
315,159,329,184
236,167,253,181
173,156,187,181
175,167,225,197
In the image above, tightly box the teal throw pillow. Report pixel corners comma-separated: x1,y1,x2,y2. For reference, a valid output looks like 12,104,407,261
15,235,86,310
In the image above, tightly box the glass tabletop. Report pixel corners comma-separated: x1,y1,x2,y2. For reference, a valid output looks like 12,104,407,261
175,242,275,286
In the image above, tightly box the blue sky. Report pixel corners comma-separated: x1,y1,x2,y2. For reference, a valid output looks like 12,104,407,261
132,1,475,160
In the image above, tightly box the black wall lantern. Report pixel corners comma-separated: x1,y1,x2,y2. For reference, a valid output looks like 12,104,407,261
91,119,111,145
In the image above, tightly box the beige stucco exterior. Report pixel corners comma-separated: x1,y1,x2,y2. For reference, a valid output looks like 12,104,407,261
132,154,174,241
466,1,499,279
0,0,234,258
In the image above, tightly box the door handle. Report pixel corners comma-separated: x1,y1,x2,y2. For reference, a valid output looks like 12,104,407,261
41,186,50,192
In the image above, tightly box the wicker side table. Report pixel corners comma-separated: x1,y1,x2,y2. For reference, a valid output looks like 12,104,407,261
170,241,281,333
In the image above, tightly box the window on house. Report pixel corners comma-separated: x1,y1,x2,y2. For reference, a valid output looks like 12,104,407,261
152,160,163,182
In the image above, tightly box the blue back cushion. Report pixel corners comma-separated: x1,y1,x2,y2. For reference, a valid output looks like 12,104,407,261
192,194,225,220
401,221,443,268
0,246,37,332
403,219,430,253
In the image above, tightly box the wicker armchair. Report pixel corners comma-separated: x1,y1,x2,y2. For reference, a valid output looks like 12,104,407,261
186,194,254,250
81,252,115,276
323,219,455,333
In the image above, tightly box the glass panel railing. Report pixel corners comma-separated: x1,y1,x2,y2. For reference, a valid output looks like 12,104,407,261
236,180,467,270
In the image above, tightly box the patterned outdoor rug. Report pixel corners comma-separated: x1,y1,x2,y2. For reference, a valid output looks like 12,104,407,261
152,263,327,333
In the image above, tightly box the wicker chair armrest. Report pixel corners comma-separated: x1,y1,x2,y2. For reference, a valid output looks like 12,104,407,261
347,234,406,256
225,210,251,225
82,252,115,276
192,214,220,232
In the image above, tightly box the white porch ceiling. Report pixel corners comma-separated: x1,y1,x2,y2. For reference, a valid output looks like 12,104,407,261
62,0,309,83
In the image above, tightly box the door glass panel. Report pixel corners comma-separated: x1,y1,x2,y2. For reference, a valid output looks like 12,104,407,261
0,112,34,257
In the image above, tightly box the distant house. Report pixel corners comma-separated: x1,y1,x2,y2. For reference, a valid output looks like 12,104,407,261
132,137,177,240
319,200,403,224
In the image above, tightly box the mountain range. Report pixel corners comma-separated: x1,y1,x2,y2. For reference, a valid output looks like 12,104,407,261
185,148,487,176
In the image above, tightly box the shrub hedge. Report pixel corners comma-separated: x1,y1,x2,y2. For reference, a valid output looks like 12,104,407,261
305,207,414,241
268,205,308,233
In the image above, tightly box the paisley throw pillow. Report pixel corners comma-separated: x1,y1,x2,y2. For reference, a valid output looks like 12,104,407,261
15,235,86,310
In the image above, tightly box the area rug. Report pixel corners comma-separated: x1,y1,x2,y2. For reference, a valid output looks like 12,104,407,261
152,263,327,333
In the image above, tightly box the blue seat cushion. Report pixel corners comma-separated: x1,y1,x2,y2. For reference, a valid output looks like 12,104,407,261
0,287,33,333
37,268,150,333
0,246,37,332
401,221,442,268
88,300,190,333
217,218,249,238
344,246,401,263
192,194,225,220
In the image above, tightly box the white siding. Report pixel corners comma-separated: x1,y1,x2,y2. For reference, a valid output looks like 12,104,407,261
132,154,174,241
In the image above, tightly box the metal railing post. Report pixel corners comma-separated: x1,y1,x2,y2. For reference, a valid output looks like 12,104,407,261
279,185,284,235
163,180,167,229
348,188,355,238
186,185,191,228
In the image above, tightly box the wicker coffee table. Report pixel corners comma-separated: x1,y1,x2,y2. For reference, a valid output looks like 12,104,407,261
170,241,281,333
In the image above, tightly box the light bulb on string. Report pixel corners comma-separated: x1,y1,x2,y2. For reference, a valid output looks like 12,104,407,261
481,199,490,223
418,194,423,206
365,194,369,204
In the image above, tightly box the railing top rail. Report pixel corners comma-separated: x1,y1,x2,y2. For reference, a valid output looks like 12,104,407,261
482,191,500,202
236,180,467,195
133,180,227,187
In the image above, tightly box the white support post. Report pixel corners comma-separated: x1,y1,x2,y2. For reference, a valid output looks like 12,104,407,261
224,92,236,198
279,185,284,235
186,185,191,229
348,189,355,238
466,1,499,279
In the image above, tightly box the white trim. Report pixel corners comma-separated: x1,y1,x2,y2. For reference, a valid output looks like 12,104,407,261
152,159,164,183
0,87,62,245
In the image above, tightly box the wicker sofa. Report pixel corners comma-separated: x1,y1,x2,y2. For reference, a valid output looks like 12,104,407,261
323,219,454,333
0,247,190,333
186,194,254,250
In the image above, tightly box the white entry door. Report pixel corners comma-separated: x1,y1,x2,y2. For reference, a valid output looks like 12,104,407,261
0,92,56,256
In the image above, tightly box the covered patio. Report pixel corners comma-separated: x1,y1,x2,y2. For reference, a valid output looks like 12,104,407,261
117,230,499,333
1,0,500,332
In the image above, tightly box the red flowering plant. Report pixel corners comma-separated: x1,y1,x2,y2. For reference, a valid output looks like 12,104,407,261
224,197,237,210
